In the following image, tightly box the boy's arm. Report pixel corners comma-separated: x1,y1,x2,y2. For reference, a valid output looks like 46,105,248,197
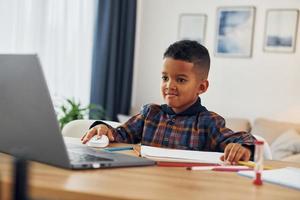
207,113,256,161
88,114,145,144
87,105,152,144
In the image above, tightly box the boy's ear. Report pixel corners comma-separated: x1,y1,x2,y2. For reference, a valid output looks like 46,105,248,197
198,80,209,95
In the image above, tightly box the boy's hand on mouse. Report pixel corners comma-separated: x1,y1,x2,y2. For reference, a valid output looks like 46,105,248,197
81,124,115,144
220,143,251,164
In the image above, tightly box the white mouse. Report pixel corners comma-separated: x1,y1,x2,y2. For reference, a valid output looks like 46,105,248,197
87,135,109,148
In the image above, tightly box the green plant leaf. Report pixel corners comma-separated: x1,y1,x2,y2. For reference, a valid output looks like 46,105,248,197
56,98,107,129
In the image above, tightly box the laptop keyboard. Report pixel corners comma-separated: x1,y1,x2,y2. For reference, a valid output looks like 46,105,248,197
69,152,112,163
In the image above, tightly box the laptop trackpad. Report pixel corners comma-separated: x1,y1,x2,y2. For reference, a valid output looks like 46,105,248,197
65,141,114,162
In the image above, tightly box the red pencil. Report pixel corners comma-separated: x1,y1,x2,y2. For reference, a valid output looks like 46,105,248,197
157,161,220,167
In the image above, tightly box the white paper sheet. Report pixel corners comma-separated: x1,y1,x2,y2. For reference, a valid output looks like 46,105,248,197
140,145,223,164
238,167,300,190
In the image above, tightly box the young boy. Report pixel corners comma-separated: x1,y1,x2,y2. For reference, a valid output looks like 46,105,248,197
81,40,256,163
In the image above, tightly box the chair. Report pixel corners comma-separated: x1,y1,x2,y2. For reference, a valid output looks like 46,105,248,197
62,120,272,160
61,119,121,138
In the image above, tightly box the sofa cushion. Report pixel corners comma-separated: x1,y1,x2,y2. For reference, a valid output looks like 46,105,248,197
282,154,300,163
270,129,300,160
252,118,300,145
225,118,251,133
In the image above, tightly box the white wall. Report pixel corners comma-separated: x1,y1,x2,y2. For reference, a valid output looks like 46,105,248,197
132,0,300,123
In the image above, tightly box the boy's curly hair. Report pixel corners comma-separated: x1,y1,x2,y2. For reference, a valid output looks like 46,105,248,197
163,40,210,79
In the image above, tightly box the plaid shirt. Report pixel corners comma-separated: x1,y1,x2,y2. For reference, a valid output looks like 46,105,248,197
91,98,256,156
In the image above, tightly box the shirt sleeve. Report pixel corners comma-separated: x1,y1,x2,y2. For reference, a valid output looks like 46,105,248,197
89,105,151,144
207,113,256,160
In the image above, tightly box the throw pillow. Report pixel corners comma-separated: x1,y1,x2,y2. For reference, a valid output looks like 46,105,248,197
271,129,300,160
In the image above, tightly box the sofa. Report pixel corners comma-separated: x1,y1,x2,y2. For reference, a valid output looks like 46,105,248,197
62,116,300,163
250,118,300,163
213,117,300,163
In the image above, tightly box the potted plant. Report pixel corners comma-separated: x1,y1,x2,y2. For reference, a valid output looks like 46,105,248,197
57,98,107,129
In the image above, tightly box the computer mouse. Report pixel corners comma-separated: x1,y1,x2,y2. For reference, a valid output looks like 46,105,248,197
87,135,109,148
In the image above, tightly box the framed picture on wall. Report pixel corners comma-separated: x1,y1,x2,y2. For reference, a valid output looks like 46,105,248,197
215,7,256,58
178,14,207,44
263,9,299,53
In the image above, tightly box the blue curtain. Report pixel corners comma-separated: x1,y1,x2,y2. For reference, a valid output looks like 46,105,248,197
90,0,137,121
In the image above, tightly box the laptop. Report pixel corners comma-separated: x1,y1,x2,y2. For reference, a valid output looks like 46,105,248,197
0,54,155,169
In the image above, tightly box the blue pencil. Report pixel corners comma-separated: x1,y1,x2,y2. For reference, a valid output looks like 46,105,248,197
103,146,134,152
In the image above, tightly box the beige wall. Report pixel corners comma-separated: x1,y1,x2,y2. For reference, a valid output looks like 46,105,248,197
132,0,300,123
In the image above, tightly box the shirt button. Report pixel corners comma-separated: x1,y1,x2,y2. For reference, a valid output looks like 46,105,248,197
168,119,175,125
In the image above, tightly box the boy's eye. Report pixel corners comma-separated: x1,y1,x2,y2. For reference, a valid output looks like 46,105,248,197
177,78,187,83
162,76,168,81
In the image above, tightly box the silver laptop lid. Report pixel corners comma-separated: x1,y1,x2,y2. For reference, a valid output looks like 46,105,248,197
0,54,70,168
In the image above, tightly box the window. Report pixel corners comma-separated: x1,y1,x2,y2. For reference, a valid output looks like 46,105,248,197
0,0,97,106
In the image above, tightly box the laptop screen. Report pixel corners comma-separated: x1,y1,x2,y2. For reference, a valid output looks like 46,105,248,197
0,54,156,169
0,54,70,168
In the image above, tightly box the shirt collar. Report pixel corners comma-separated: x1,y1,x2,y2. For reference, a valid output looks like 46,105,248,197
161,97,207,116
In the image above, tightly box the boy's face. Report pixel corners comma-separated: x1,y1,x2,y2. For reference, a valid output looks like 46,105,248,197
161,58,209,113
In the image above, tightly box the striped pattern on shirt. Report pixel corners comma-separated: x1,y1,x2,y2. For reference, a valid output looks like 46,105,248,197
91,98,256,155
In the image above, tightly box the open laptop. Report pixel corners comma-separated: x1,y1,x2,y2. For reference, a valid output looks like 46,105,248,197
0,54,155,169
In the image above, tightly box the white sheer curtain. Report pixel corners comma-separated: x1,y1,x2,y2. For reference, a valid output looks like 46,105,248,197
0,0,97,107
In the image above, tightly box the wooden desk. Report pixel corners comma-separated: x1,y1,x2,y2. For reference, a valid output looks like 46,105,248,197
1,146,300,200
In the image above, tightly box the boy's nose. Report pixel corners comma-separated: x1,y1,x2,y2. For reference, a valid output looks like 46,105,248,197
166,81,176,89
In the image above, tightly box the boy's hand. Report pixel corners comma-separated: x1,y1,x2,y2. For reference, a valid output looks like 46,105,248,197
81,124,115,144
220,143,251,164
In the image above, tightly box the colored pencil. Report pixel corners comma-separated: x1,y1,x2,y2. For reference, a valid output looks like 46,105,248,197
103,146,134,152
158,161,220,167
